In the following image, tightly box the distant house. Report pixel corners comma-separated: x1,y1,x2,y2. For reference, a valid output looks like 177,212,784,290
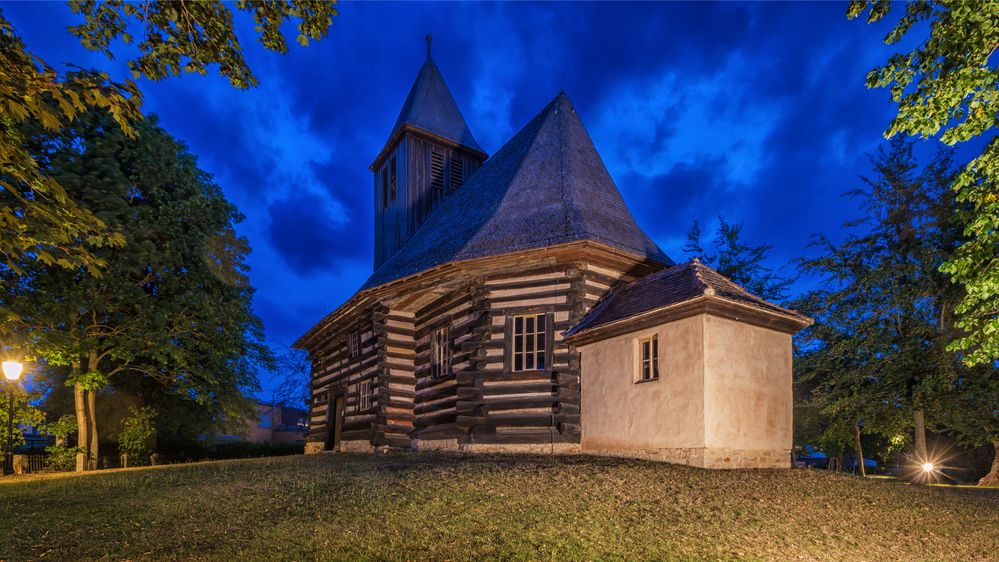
294,44,812,469
214,403,309,445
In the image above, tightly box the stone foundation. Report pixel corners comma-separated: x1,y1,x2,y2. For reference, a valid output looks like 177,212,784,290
584,446,791,469
339,440,376,453
304,441,324,455
412,438,581,455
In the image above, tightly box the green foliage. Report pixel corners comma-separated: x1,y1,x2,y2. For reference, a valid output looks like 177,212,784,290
848,1,999,365
794,137,964,452
44,414,77,439
44,445,81,471
69,0,338,89
0,383,46,454
683,215,792,302
0,12,135,280
118,405,157,459
3,110,271,455
1,0,336,310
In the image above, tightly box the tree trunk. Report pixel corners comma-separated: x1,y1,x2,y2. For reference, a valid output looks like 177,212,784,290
852,421,866,477
73,360,89,471
979,440,999,487
913,409,928,462
86,349,101,469
86,389,98,469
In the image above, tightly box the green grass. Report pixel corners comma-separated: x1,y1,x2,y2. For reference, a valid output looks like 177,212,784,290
1,453,997,561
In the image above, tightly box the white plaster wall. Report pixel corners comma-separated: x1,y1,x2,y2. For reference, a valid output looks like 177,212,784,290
702,315,792,452
578,315,705,450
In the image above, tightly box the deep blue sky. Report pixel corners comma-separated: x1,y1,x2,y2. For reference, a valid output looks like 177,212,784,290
4,2,968,398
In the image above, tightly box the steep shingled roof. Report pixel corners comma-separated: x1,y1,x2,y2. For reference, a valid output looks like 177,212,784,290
564,259,812,337
361,93,671,290
388,57,484,154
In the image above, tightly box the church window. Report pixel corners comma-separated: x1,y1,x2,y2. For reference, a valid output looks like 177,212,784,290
431,325,452,377
638,334,659,382
357,380,372,411
390,156,397,201
348,331,360,358
450,155,464,190
381,167,389,209
512,314,546,371
430,148,446,201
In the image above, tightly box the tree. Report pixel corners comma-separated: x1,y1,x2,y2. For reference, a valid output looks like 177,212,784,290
684,215,792,302
847,1,999,366
0,2,337,284
118,405,157,462
272,347,311,409
4,111,270,469
795,138,967,476
0,384,46,457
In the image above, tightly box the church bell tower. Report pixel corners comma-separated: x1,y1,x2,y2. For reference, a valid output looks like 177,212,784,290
370,36,487,269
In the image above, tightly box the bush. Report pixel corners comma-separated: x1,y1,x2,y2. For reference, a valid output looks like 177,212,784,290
118,406,157,460
45,446,81,471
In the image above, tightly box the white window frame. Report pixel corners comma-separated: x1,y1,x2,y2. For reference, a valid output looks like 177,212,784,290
431,325,452,378
348,331,360,358
637,334,660,382
357,380,372,411
512,313,547,372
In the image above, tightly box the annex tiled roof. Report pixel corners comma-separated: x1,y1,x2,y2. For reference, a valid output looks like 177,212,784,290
361,93,671,290
564,259,811,337
388,56,484,154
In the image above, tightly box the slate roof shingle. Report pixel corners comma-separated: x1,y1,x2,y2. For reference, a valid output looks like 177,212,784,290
388,56,484,154
361,93,671,290
564,259,812,337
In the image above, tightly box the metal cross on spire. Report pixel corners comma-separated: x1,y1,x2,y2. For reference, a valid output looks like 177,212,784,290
426,34,432,58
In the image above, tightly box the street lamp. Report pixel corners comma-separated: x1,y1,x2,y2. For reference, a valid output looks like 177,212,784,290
3,361,22,476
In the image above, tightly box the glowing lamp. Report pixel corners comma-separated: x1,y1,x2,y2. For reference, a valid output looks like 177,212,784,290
2,361,22,381
921,462,934,473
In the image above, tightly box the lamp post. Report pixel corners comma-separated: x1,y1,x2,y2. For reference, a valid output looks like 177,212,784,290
2,361,23,476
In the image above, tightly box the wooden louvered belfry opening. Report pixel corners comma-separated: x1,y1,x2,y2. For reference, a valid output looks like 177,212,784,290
450,155,464,191
430,147,446,204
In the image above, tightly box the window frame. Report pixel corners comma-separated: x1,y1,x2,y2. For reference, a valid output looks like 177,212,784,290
510,313,548,372
357,380,372,411
348,331,360,359
637,334,660,383
431,324,452,378
389,156,397,201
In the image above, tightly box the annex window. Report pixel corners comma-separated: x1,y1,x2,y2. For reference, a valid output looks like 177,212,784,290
348,331,360,359
431,325,452,378
389,156,397,201
381,167,389,209
513,314,546,372
638,334,659,382
357,380,372,411
450,155,464,191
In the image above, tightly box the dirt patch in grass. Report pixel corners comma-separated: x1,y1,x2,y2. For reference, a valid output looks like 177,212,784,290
1,453,997,561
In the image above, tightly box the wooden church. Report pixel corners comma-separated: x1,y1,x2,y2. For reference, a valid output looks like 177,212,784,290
294,45,811,469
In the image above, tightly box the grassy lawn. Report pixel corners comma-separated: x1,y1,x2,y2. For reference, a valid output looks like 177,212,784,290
1,453,997,561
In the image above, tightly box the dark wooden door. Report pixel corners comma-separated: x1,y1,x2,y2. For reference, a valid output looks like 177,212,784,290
333,396,345,451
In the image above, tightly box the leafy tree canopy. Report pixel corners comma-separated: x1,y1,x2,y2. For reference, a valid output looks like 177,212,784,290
0,1,337,289
848,0,999,365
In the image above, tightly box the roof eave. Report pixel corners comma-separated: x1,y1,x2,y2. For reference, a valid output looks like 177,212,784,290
563,295,813,347
369,124,488,171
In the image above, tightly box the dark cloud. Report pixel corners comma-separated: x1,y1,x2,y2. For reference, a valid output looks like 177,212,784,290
267,190,371,277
